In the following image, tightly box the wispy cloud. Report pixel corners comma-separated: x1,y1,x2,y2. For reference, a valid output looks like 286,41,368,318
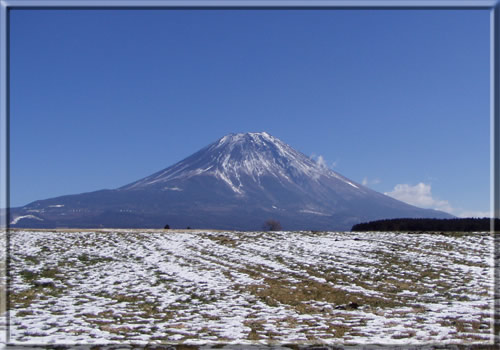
311,153,339,169
362,177,380,186
316,155,327,169
310,154,329,180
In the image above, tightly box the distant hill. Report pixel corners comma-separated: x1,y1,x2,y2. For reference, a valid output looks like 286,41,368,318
351,217,498,232
9,132,453,230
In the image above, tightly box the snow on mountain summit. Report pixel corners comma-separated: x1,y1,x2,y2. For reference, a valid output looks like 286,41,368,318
122,132,355,194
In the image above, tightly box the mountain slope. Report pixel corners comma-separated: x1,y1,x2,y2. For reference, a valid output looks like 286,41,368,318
9,132,453,230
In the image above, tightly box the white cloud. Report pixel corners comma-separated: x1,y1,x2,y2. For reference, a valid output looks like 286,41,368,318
455,210,491,218
384,182,453,213
385,182,491,218
362,177,381,186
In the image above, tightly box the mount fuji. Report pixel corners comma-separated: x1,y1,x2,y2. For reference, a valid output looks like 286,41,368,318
9,132,453,230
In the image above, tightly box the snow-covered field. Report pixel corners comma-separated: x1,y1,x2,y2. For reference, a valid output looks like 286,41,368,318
3,229,495,347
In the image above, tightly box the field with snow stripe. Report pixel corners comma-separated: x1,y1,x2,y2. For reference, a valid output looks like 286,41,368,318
5,229,494,346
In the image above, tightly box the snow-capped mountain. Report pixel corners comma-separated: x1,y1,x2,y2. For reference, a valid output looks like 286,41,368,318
123,132,361,195
9,132,453,230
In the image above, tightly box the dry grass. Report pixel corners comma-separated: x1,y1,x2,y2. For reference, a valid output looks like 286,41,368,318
238,276,402,313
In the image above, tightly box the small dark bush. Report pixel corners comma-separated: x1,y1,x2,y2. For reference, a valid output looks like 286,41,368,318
263,219,282,231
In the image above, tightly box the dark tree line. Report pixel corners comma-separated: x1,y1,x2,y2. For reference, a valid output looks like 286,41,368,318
351,218,500,232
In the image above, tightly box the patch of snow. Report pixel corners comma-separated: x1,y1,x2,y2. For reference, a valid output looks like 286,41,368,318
214,170,244,195
299,209,330,216
10,215,43,225
344,180,359,188
163,186,182,191
7,230,493,345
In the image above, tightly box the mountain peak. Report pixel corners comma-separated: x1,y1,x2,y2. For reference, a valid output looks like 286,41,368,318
225,131,270,138
123,131,346,193
216,131,274,147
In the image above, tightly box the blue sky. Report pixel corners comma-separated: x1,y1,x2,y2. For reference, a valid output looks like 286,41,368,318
9,8,491,217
